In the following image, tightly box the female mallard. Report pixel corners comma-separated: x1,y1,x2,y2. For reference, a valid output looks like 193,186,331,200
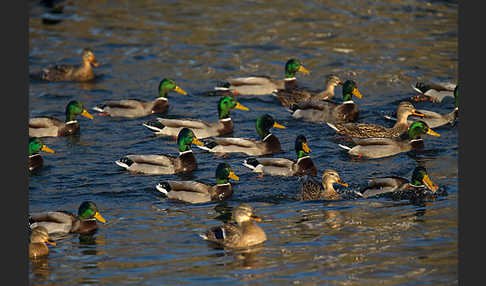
200,203,267,248
29,201,107,235
288,80,363,123
143,95,249,138
29,137,55,173
410,81,457,103
115,128,204,175
29,226,56,259
273,74,342,106
29,100,94,137
214,59,310,96
156,163,240,204
327,101,424,139
92,78,187,118
196,114,286,156
337,121,440,159
40,48,99,82
300,169,348,201
242,135,317,177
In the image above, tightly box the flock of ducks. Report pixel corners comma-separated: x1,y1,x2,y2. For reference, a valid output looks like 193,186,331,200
28,49,458,258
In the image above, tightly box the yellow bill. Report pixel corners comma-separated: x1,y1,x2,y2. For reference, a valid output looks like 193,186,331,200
273,122,286,129
192,137,204,146
352,88,363,99
94,212,107,223
235,102,249,111
298,66,310,75
426,128,440,137
229,171,240,181
412,110,425,117
174,86,188,95
250,215,262,222
81,109,94,119
302,142,311,153
422,174,439,193
41,145,55,153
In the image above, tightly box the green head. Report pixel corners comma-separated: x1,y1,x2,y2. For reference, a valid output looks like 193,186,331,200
29,137,54,156
342,80,363,102
408,121,440,139
177,128,203,152
65,100,94,122
77,201,106,223
410,166,439,192
284,59,310,78
454,85,458,108
295,135,311,158
218,96,249,119
158,78,187,98
255,114,286,139
215,162,240,184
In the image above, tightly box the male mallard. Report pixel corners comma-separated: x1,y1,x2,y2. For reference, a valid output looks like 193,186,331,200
327,101,424,139
143,95,249,138
214,59,310,96
200,203,267,248
115,128,204,175
337,121,440,159
29,100,94,137
300,169,348,201
410,81,456,103
273,74,342,106
156,163,240,204
29,226,56,259
29,137,55,173
197,114,286,156
92,78,187,118
29,201,107,235
288,80,363,123
242,135,317,177
40,48,99,82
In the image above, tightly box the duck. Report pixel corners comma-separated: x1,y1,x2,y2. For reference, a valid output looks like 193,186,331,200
29,201,107,235
200,203,267,248
115,128,204,175
300,169,348,201
143,95,249,138
410,81,457,103
287,79,363,123
337,120,440,159
213,58,310,96
29,226,56,259
196,114,286,156
242,135,317,177
40,48,99,82
156,163,240,204
29,137,55,173
327,101,424,139
29,100,94,137
273,74,342,106
92,78,187,118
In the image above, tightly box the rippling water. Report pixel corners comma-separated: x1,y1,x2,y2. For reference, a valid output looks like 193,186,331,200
29,0,457,285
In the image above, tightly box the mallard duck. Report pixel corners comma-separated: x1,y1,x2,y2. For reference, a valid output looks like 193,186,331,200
29,100,94,137
40,48,99,82
143,95,249,138
214,59,310,96
410,81,456,103
196,114,286,156
288,79,363,123
29,226,56,259
300,169,348,201
92,78,187,118
156,163,240,204
29,201,107,235
115,128,204,175
273,74,342,106
29,137,55,173
200,203,267,248
327,101,424,139
242,135,317,177
337,121,440,159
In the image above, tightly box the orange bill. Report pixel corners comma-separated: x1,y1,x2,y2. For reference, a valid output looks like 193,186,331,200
94,212,107,223
235,102,249,111
229,171,240,181
273,122,286,129
411,110,425,117
192,137,204,146
352,88,363,99
298,66,310,75
302,142,311,153
46,239,56,246
81,109,94,119
338,180,349,187
422,174,439,193
90,57,99,67
250,215,262,222
41,145,55,153
426,128,440,137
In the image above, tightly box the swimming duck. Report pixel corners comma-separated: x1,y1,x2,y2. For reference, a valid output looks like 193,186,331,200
29,201,107,235
273,74,342,106
92,78,187,118
200,203,267,248
337,121,440,159
40,48,99,82
29,137,55,173
115,128,203,175
156,163,240,204
288,79,363,123
196,114,286,156
242,135,317,177
143,96,249,138
327,101,424,139
29,226,56,259
29,100,94,137
300,169,348,201
214,59,310,96
410,81,457,103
